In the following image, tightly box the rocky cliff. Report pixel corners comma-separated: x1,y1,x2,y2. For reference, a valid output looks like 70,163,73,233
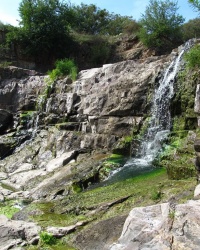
0,41,199,249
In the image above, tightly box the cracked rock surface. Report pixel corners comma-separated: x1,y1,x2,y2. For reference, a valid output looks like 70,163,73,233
109,200,200,250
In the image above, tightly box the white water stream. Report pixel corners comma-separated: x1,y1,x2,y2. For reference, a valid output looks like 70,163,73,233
105,40,194,184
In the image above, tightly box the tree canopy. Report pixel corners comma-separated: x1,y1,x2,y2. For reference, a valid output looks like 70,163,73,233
138,0,184,53
70,3,138,35
7,0,74,64
188,0,200,12
182,18,200,41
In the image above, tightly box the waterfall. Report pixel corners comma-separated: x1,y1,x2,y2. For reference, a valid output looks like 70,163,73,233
140,40,193,162
104,40,194,184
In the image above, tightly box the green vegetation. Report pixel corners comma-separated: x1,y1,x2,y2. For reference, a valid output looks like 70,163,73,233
168,210,175,219
6,0,74,64
1,0,193,69
0,201,20,219
99,154,126,180
0,61,12,67
158,131,196,179
27,238,76,250
70,3,138,35
26,168,195,230
184,44,200,69
182,18,200,41
40,231,57,245
189,0,200,12
138,0,184,54
20,111,36,126
49,59,78,81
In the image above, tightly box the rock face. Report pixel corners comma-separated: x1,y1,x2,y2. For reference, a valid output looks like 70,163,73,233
109,200,200,250
0,56,170,200
0,215,40,250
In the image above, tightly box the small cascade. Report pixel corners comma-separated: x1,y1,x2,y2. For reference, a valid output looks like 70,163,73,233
32,113,39,138
104,40,194,184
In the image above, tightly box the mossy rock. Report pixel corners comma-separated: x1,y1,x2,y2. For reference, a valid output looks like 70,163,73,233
112,137,133,156
166,162,196,180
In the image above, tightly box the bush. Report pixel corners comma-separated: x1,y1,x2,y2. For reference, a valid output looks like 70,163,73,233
184,44,200,69
49,59,78,81
39,231,57,245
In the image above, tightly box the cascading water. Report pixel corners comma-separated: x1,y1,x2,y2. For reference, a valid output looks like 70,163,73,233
103,40,194,185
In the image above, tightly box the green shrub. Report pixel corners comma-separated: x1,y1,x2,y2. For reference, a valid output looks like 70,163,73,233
151,189,162,201
90,42,111,66
49,59,77,81
0,61,12,67
184,44,200,69
40,231,57,245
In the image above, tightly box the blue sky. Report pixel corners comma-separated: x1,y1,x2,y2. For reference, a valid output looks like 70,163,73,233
0,0,198,26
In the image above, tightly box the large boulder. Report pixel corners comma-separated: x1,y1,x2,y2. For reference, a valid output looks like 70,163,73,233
109,200,200,250
0,215,40,249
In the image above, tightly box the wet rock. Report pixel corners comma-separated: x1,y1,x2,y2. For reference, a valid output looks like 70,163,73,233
0,109,13,133
0,133,18,159
194,139,200,152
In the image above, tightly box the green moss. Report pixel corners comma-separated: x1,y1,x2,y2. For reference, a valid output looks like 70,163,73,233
98,154,126,180
23,166,196,244
158,131,196,180
57,168,195,221
172,116,186,131
20,111,36,126
72,182,82,193
0,201,20,219
112,137,133,156
1,183,17,192
36,77,54,111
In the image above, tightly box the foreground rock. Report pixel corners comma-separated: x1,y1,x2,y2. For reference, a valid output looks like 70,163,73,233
109,200,200,250
0,215,40,250
73,215,127,250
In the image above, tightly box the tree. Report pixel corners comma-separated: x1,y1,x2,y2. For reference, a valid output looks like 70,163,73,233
106,14,140,35
138,0,185,54
182,18,200,41
7,0,74,65
71,3,109,35
70,3,138,35
188,0,200,12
